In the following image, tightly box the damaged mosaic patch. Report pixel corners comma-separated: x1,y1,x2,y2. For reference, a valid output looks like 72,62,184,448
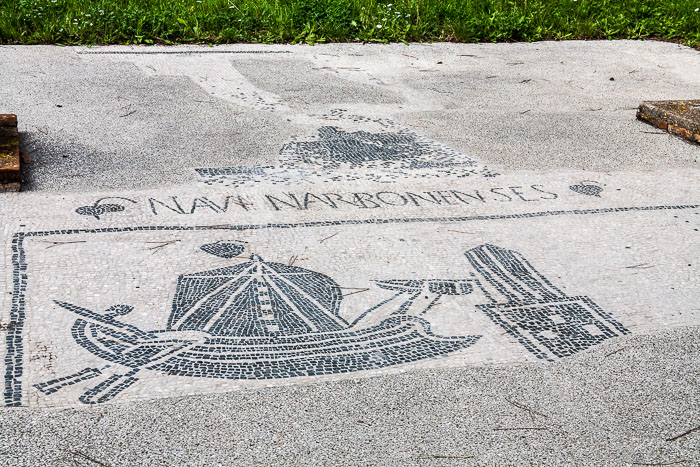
197,111,497,187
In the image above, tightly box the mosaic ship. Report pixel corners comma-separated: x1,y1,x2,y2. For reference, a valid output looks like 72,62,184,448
39,241,479,403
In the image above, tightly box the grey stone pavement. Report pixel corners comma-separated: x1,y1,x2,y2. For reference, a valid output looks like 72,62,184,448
0,41,698,465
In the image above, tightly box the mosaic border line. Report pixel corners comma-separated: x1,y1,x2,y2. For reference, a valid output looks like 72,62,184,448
5,203,698,406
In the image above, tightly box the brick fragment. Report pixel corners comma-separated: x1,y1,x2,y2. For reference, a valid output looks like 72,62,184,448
0,113,21,190
0,114,17,127
0,126,18,138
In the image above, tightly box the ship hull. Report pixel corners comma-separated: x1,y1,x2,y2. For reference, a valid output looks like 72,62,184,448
74,316,479,379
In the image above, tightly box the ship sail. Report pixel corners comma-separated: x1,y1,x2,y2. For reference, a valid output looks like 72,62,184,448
167,255,348,336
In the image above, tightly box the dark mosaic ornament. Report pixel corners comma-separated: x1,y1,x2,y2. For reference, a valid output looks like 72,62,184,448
10,203,684,405
281,126,463,169
34,242,632,404
168,254,346,335
75,197,138,220
569,181,604,197
199,240,246,259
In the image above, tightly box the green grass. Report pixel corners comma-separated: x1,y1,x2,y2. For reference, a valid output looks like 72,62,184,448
0,0,698,47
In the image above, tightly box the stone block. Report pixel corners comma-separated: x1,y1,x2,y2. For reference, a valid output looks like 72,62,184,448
637,100,700,144
0,114,17,127
0,113,20,191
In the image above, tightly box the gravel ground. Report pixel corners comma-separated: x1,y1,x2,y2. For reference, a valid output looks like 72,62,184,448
1,326,698,465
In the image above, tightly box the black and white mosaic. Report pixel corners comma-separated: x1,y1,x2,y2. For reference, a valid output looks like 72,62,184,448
5,201,698,407
466,244,629,361
197,111,497,187
569,181,604,197
35,242,482,404
25,237,631,404
75,197,138,220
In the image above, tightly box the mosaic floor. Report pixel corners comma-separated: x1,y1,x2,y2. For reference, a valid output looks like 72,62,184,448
2,111,698,408
0,45,698,409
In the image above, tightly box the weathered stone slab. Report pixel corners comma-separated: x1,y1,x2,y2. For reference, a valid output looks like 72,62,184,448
0,113,20,191
637,100,700,144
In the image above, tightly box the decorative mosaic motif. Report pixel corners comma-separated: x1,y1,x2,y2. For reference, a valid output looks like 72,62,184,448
8,202,696,406
197,111,497,187
279,126,473,170
569,181,604,197
199,240,246,259
75,197,138,220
